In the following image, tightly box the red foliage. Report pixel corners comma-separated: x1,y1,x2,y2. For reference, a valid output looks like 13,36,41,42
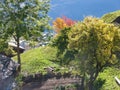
62,16,76,27
53,16,76,34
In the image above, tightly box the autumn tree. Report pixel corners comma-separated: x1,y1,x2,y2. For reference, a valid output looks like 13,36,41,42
52,16,76,65
53,16,76,34
0,0,50,72
68,17,120,90
62,16,76,26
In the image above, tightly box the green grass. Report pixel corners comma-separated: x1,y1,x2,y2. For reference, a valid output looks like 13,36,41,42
101,10,120,23
13,46,80,76
13,46,59,75
13,46,120,90
94,67,120,90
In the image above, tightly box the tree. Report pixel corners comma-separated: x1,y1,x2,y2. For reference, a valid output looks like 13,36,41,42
52,16,76,65
68,17,120,90
0,39,8,53
53,17,67,34
0,0,50,72
53,16,76,34
62,16,76,26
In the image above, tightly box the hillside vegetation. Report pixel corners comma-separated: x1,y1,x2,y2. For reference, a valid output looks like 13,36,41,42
13,46,120,90
13,46,59,75
13,46,79,76
102,10,120,23
94,67,120,90
13,10,120,90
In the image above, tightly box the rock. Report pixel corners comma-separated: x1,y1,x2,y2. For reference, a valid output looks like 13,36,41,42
0,54,19,90
44,66,54,74
0,54,19,79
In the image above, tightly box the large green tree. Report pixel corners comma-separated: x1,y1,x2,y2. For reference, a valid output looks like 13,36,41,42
0,0,50,72
68,17,120,90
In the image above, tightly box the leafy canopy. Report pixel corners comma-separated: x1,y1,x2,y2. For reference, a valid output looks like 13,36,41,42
53,16,76,34
0,0,51,72
0,0,50,39
68,17,120,89
52,16,76,65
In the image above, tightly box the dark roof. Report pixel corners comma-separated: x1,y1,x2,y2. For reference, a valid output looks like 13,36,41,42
112,16,120,24
101,10,120,23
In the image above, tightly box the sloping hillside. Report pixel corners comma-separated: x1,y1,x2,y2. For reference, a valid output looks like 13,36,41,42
101,10,120,23
13,46,59,75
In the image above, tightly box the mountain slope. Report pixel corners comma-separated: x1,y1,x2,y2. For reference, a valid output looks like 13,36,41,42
101,10,120,23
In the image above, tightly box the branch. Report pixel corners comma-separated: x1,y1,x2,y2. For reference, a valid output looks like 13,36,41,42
13,35,17,42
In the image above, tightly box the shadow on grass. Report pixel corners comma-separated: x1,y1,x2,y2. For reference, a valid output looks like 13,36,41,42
93,78,106,90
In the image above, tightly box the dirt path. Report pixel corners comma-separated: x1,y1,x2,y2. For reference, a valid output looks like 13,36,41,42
22,77,81,90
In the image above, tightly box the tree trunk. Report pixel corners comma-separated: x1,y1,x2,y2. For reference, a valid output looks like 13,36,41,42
88,73,94,90
81,73,85,90
88,71,99,90
16,37,21,72
88,79,94,90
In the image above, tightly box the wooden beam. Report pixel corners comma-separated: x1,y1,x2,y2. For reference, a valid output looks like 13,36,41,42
115,76,120,85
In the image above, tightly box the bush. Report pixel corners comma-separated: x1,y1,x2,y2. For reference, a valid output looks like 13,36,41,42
94,67,120,90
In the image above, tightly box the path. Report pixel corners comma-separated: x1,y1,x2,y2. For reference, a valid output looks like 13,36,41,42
22,77,81,90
